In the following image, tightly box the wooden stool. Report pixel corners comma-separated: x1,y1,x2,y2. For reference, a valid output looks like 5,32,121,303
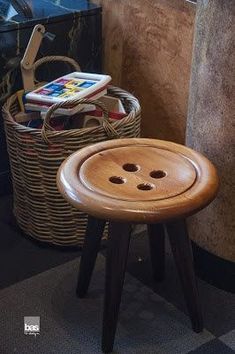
57,138,219,353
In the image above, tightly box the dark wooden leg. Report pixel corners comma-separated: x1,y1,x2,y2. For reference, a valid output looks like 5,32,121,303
76,216,106,298
166,220,203,332
147,223,165,281
102,222,131,353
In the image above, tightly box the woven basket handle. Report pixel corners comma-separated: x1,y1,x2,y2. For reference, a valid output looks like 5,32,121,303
32,56,119,142
41,98,120,143
32,55,81,83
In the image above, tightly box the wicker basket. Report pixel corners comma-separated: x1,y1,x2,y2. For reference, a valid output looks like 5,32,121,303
2,58,141,246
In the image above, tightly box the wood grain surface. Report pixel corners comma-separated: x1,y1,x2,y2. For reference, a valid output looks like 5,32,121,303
57,138,219,223
79,145,196,201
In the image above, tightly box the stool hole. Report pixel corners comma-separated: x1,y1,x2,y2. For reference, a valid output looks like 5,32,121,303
109,176,126,184
137,183,154,191
123,163,140,172
150,170,166,179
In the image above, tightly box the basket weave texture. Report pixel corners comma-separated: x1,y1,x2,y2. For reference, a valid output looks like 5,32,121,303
2,85,141,246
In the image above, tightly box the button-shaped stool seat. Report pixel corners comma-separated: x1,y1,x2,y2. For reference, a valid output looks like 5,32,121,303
57,138,219,353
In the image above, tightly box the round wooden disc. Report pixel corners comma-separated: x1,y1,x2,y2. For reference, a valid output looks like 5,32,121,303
79,145,197,201
57,138,219,223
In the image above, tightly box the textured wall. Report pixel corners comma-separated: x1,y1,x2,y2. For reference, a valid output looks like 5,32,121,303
94,0,196,142
186,0,235,262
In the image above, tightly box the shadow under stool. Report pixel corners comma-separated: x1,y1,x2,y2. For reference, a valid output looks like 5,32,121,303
57,138,219,353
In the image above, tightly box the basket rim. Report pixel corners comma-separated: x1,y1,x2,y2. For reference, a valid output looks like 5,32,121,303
2,85,141,140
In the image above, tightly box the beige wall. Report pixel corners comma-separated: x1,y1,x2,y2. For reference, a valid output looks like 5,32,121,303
94,0,196,142
186,0,235,262
94,1,235,263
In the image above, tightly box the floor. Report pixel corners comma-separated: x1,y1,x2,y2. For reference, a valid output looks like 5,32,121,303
0,194,235,353
0,195,79,289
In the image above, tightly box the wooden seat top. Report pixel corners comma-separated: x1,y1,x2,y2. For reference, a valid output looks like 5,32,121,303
57,138,219,223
